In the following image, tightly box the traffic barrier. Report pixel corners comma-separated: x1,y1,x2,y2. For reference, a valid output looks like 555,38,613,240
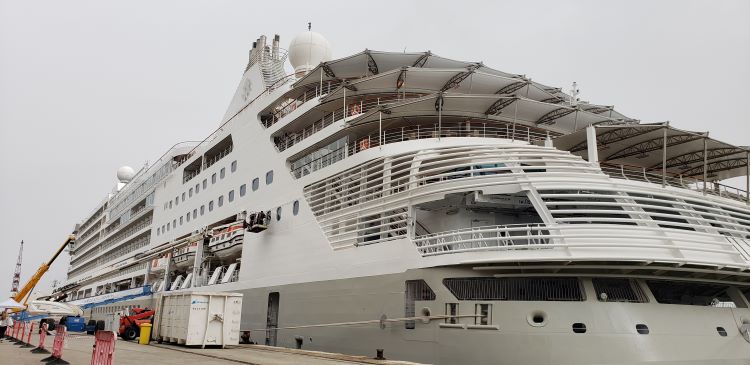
31,322,50,354
11,321,20,341
21,321,35,348
13,321,25,344
41,325,70,365
90,331,116,365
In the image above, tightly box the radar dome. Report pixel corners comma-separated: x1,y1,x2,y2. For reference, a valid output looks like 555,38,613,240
117,166,135,183
288,31,332,76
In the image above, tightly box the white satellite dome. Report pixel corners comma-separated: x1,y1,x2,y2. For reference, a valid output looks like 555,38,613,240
288,30,332,76
116,166,135,183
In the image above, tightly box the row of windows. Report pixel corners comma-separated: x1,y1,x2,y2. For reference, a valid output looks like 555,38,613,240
155,179,301,237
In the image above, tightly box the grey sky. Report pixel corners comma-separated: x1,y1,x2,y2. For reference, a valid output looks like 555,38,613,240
1,0,748,298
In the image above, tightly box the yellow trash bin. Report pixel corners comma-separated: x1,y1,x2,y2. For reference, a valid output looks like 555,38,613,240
139,323,152,345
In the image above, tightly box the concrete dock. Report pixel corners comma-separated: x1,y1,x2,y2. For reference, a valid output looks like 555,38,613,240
0,331,423,365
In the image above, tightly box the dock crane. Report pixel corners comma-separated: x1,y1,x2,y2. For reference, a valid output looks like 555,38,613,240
13,235,76,306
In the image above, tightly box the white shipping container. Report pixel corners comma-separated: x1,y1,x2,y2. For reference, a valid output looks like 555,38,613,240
153,291,242,348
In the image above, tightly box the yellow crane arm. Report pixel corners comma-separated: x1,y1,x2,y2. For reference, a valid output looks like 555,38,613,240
13,234,75,304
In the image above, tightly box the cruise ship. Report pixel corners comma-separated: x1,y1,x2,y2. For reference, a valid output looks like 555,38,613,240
53,30,750,364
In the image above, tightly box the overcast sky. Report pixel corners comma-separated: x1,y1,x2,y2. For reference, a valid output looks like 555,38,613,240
1,0,748,299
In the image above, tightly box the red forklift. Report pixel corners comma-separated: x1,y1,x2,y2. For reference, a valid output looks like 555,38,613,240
119,307,155,341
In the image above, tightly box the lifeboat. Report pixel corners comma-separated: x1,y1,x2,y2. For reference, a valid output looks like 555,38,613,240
208,223,245,260
172,239,199,270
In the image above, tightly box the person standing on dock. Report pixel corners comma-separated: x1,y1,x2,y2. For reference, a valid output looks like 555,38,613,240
0,311,12,341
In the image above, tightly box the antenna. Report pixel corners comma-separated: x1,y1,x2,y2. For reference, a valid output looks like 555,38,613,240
308,22,311,31
569,81,580,106
11,240,23,297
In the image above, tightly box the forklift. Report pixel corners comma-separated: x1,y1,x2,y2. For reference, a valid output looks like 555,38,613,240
119,307,155,341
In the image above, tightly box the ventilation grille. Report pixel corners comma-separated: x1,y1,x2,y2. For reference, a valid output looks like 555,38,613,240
443,277,585,301
592,278,648,303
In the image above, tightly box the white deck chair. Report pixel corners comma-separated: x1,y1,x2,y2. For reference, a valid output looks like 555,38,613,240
207,267,223,285
221,263,237,284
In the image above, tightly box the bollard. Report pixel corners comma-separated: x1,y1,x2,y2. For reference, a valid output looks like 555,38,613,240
21,322,35,348
41,325,70,365
31,322,50,354
90,330,116,365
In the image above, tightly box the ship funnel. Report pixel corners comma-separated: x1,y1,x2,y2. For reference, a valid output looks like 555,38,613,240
272,34,280,60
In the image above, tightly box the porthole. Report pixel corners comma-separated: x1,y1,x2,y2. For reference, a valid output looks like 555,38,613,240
717,327,728,337
636,324,649,335
572,323,587,333
266,170,274,185
220,167,226,179
189,188,193,197
527,311,547,327
240,184,246,197
202,179,207,189
231,160,237,172
293,200,299,215
252,178,259,191
212,173,217,184
195,183,200,194
200,205,205,215
209,201,214,212
228,190,235,202
276,207,282,221
218,195,224,207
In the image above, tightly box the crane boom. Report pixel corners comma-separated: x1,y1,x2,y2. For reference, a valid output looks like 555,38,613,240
13,235,75,304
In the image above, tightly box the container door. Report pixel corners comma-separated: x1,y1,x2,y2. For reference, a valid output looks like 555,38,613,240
265,292,280,346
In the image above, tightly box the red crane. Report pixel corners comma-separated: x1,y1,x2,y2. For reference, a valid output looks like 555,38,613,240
10,240,23,297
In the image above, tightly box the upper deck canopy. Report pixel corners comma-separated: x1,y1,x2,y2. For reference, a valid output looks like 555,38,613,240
554,123,750,181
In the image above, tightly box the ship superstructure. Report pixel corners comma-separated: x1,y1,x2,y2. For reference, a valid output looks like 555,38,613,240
56,31,750,364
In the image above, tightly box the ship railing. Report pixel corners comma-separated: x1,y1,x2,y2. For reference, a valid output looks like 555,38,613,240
291,122,553,179
600,163,748,204
274,93,426,151
264,80,343,128
413,224,750,267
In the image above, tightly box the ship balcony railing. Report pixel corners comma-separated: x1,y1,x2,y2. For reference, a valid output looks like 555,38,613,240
275,93,426,152
291,122,552,179
203,145,233,170
263,80,342,129
600,163,748,204
413,223,750,268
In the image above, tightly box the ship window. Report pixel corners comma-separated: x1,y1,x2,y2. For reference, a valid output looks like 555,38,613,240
179,217,183,225
293,200,299,215
592,278,648,303
192,209,197,219
202,179,207,189
240,184,247,197
231,160,237,172
172,220,176,228
181,192,185,202
212,173,217,184
200,205,205,215
218,196,224,207
175,197,179,206
443,277,585,301
189,188,193,197
276,207,282,221
169,201,172,209
209,201,214,212
186,213,190,222
266,170,274,185
228,190,235,202
445,303,459,324
405,280,435,329
252,178,259,191
220,167,226,179
646,280,742,307
475,304,492,325
156,228,160,235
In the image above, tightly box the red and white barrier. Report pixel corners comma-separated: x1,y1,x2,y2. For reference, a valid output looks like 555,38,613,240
41,325,70,365
90,331,116,365
20,321,35,348
31,322,50,354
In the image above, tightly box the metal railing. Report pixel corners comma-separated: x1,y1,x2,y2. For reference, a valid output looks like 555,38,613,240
274,93,426,151
412,223,749,266
414,224,552,255
600,163,748,204
292,122,553,179
263,80,342,128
